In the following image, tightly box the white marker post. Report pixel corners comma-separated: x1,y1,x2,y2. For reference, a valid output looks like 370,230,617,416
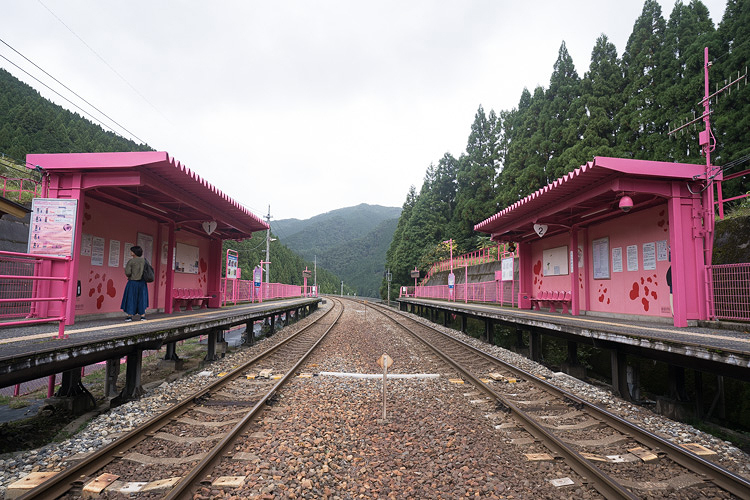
377,353,393,422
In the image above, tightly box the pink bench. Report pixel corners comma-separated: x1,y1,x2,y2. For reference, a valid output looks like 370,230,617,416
172,288,211,312
531,290,571,314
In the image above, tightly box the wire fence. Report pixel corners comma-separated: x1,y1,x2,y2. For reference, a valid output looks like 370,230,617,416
710,263,750,321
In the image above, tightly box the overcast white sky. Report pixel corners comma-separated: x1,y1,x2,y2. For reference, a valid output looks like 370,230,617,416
1,0,727,221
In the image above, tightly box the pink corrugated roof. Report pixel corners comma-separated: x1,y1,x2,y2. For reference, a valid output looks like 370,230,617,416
474,156,706,240
27,151,269,238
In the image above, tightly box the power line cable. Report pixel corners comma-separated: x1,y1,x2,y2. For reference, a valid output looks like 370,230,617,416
0,151,43,172
36,0,172,126
0,53,133,141
721,153,750,173
0,37,147,144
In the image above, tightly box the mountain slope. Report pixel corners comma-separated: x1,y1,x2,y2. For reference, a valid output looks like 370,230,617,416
271,204,401,297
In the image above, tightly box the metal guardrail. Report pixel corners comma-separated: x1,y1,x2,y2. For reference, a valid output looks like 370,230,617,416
400,279,517,307
710,263,750,322
0,250,71,339
220,278,316,306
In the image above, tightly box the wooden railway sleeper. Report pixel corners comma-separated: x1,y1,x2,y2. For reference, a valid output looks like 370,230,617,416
370,301,750,499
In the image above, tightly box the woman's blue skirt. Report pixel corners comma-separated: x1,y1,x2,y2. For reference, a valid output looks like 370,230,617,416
121,279,149,315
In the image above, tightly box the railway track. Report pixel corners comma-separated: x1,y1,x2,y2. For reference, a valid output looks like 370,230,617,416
368,300,750,499
18,298,343,500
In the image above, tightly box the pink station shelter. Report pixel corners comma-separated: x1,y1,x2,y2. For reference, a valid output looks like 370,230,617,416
26,151,269,324
475,156,717,328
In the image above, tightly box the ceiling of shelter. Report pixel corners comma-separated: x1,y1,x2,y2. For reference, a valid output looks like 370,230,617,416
87,167,266,240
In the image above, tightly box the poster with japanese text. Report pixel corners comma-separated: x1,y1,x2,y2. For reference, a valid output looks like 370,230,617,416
27,198,77,257
108,239,121,267
80,233,92,256
137,233,154,263
91,237,105,266
643,242,656,270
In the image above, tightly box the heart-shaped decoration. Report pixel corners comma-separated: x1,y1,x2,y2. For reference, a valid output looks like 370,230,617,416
202,220,218,235
533,223,548,238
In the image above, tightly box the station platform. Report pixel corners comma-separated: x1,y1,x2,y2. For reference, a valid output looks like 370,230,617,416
0,297,321,390
397,298,750,384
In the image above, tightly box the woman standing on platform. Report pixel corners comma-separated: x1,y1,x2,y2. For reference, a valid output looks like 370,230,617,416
121,245,148,321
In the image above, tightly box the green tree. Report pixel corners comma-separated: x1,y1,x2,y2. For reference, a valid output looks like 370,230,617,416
497,86,554,207
545,41,585,179
616,0,667,159
659,0,718,163
382,186,418,298
452,105,500,249
578,34,626,161
713,0,750,200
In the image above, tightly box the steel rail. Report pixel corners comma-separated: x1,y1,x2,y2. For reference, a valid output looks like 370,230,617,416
18,300,338,500
366,300,638,500
372,301,750,499
164,298,344,499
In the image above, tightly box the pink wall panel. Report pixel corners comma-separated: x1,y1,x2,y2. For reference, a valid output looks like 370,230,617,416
74,198,212,317
530,233,571,296
586,205,671,318
528,205,673,319
75,198,159,316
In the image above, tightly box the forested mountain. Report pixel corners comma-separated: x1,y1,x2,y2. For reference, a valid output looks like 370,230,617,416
0,66,350,292
272,204,401,297
383,0,750,300
0,69,152,158
221,235,348,295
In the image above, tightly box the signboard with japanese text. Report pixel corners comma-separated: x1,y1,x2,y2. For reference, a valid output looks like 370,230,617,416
253,266,262,287
501,257,514,281
226,250,238,279
592,237,610,279
27,198,77,257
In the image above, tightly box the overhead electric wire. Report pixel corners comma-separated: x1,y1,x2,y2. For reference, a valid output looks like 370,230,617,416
37,0,172,126
0,151,44,172
0,53,135,142
720,153,750,173
0,37,147,145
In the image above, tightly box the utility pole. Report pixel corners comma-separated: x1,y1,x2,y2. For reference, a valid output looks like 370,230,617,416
386,268,392,306
265,205,272,283
314,255,317,296
340,280,343,297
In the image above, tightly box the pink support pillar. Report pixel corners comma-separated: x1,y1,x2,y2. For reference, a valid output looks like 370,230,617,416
570,228,580,316
517,241,532,309
581,227,591,312
165,223,176,313
207,238,223,308
668,187,688,327
691,196,710,321
48,173,84,325
154,225,164,312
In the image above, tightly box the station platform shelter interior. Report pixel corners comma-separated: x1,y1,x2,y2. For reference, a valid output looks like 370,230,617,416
474,156,717,328
25,151,269,324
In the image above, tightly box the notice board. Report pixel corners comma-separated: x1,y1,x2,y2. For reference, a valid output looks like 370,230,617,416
175,242,199,274
542,245,568,276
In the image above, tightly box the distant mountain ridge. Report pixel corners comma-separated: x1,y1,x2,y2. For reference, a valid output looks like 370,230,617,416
272,203,401,297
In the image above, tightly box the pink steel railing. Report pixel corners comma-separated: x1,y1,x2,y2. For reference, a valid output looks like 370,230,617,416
221,278,317,305
401,278,517,307
0,251,71,339
424,245,516,282
0,175,41,202
710,263,750,322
